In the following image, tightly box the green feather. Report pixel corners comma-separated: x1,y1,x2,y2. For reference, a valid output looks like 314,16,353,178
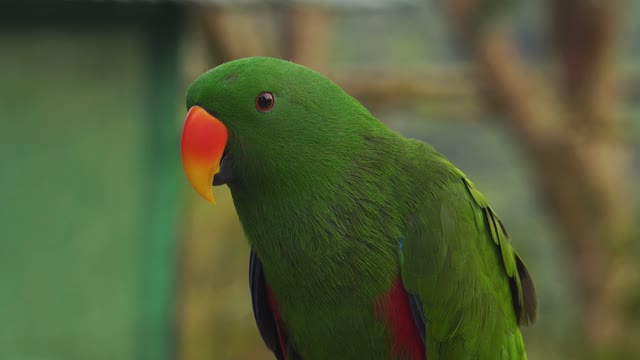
400,161,536,358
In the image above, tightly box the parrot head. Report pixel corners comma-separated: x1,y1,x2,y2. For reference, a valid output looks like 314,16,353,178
181,57,378,203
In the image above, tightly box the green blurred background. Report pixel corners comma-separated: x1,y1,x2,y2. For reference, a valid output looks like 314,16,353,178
1,1,638,359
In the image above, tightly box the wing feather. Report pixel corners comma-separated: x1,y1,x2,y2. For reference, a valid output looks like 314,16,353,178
249,249,286,360
400,172,537,359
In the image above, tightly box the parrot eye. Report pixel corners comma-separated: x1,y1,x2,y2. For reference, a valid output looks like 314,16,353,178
255,92,275,112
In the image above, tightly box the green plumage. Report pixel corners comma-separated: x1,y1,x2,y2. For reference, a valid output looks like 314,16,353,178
186,57,537,359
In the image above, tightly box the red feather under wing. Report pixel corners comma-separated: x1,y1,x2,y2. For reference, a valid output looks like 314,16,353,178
266,286,288,360
376,278,426,360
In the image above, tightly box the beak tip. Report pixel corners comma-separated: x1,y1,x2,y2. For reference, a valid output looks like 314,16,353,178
197,187,216,205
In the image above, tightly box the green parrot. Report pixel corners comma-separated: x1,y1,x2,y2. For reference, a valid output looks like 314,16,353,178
180,57,537,360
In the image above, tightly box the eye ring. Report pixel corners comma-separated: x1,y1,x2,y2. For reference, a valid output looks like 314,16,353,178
255,92,275,112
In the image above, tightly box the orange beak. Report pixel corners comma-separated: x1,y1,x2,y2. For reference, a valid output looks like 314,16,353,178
181,106,228,204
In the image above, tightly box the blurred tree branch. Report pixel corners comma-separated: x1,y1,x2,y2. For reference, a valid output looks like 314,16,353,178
332,68,475,106
197,6,280,62
445,0,634,349
281,5,335,72
194,4,477,107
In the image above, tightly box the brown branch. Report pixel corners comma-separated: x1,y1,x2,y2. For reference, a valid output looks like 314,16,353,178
551,0,620,131
331,68,475,105
473,34,560,148
549,0,633,345
196,5,279,64
282,5,335,72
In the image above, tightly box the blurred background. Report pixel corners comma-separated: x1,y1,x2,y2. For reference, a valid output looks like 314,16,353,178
0,0,638,359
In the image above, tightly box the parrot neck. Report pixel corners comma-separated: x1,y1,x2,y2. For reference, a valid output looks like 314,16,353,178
227,131,411,294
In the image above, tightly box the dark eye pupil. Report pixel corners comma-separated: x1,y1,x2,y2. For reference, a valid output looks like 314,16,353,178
256,92,274,111
257,95,270,107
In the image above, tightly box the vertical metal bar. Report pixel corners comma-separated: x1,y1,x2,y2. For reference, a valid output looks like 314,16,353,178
139,5,183,360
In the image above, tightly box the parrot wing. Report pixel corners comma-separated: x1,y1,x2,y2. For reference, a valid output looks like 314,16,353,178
249,249,287,360
250,249,305,359
400,174,536,359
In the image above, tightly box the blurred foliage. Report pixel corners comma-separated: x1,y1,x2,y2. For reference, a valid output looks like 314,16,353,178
0,29,147,360
0,3,182,360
